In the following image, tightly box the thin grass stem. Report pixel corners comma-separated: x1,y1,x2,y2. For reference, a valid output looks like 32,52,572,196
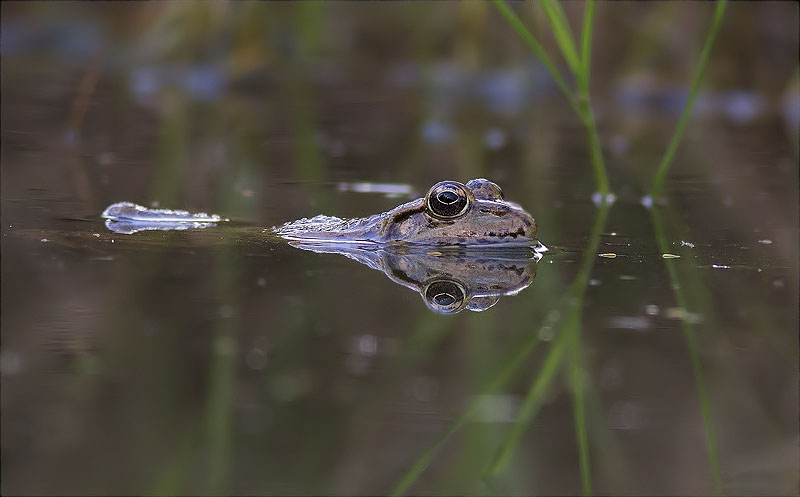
494,0,608,195
648,7,728,485
568,313,591,495
651,1,728,198
651,206,722,493
579,0,595,94
483,201,610,479
492,0,580,114
390,328,544,495
581,107,610,195
483,331,567,477
539,0,581,75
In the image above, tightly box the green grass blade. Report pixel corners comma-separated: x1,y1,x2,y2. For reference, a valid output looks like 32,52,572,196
492,0,580,114
493,0,609,195
651,206,722,493
391,326,545,496
153,428,199,495
648,8,729,485
583,108,610,195
579,0,595,93
484,201,611,479
575,0,608,196
483,333,567,477
568,314,591,494
651,1,728,198
539,0,581,75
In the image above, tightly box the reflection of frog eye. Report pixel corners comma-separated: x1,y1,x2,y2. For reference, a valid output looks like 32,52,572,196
426,182,471,219
424,279,467,314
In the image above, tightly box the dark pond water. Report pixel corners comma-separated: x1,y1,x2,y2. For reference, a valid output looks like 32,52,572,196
1,2,798,495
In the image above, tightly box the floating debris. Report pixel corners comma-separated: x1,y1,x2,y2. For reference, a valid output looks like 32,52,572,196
680,240,695,248
599,253,617,258
90,255,115,261
757,239,773,245
665,307,703,324
336,182,414,198
608,316,651,331
645,304,660,316
711,264,731,269
641,196,653,209
592,192,617,206
662,253,681,259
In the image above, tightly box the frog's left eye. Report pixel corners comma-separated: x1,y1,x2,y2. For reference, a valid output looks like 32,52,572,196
426,181,471,219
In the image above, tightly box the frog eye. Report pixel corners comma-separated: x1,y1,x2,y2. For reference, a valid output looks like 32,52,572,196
424,279,468,314
426,181,471,219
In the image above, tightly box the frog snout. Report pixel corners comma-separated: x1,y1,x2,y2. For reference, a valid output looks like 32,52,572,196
515,209,538,241
523,216,538,240
476,201,538,242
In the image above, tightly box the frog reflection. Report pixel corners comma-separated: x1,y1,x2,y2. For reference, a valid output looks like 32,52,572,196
289,242,539,314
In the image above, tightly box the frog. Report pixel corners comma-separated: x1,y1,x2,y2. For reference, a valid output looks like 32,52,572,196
274,178,538,246
97,180,541,313
101,179,539,246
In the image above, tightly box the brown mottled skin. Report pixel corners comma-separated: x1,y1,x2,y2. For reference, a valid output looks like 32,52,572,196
275,179,538,246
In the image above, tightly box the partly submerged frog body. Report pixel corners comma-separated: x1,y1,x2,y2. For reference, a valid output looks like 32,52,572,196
102,179,539,247
274,179,539,247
